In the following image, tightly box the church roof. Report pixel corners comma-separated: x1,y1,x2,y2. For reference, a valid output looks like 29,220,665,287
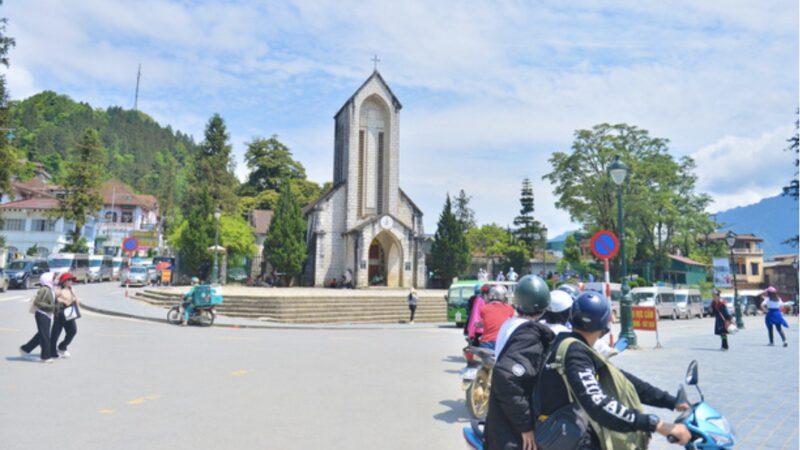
399,188,423,215
302,181,345,216
334,70,402,119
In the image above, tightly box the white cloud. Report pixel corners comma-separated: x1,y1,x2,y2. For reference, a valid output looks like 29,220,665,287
5,65,37,99
692,126,796,211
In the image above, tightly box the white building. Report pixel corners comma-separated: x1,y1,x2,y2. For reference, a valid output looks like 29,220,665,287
0,196,73,260
303,71,426,288
94,179,159,255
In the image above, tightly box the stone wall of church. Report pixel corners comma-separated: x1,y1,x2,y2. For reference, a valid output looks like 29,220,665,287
310,186,349,287
396,193,415,229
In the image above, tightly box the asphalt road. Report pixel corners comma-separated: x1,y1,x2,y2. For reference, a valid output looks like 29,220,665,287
0,282,797,449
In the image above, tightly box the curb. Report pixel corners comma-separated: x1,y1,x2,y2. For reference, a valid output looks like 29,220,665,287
79,302,455,331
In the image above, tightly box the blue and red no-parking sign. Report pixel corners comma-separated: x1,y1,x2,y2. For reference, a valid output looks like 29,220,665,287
590,230,619,260
122,237,140,253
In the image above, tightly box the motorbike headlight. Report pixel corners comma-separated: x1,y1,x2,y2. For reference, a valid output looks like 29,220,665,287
708,418,733,435
709,432,732,445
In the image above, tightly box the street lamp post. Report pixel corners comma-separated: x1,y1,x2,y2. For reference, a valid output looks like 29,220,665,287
542,226,548,277
608,155,637,347
725,231,744,329
212,206,221,284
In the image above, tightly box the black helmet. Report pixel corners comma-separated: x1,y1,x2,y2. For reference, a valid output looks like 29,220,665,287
571,291,611,333
512,275,550,315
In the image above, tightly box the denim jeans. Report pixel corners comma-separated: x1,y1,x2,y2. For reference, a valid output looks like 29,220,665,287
479,341,495,350
21,312,52,360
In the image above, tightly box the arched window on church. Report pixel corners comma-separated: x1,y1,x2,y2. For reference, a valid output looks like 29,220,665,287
358,96,389,218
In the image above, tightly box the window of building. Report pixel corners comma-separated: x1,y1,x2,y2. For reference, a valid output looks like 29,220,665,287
2,218,25,231
750,263,759,276
121,209,134,223
31,219,55,232
105,211,118,223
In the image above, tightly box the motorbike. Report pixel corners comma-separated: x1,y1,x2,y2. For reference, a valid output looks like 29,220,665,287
166,284,222,327
669,360,736,449
167,303,216,326
461,344,495,421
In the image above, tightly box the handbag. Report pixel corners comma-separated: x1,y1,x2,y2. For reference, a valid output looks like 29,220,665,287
535,402,590,450
726,321,737,334
63,303,81,321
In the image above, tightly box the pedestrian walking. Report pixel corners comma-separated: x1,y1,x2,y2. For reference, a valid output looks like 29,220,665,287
711,288,733,351
19,273,58,363
760,286,789,347
407,289,418,323
50,272,80,358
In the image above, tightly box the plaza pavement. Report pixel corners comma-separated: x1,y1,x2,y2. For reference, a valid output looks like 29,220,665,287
0,282,797,449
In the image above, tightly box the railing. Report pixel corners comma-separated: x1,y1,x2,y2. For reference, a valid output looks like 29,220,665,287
732,248,763,255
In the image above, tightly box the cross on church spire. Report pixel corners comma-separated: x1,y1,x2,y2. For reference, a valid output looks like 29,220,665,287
371,54,380,71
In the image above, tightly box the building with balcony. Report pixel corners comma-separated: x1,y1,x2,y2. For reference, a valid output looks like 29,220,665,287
709,232,764,289
93,179,160,256
0,196,74,262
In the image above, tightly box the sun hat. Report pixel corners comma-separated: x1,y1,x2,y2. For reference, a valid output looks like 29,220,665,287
766,286,777,293
59,272,77,284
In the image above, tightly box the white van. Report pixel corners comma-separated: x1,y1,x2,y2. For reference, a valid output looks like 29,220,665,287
48,253,90,283
88,255,113,282
111,256,129,281
674,288,703,319
631,286,678,319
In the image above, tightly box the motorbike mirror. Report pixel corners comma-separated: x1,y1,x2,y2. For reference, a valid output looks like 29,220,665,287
685,360,698,386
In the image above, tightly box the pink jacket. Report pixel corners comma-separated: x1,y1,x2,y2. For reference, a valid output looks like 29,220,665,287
467,296,486,338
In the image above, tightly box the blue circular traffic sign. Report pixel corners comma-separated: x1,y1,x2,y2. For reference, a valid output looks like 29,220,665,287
122,237,140,253
590,230,619,260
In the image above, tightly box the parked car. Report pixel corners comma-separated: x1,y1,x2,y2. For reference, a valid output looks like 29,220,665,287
121,266,149,287
5,259,49,289
146,265,159,285
631,286,679,319
48,253,90,283
674,288,703,319
88,255,114,282
0,268,9,292
111,256,129,281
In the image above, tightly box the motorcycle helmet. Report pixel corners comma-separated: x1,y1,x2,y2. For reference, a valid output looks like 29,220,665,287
488,285,508,302
557,284,580,301
548,290,574,313
512,275,550,315
571,291,611,333
474,284,482,295
480,284,491,294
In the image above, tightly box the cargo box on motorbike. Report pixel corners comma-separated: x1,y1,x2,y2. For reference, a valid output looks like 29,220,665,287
191,285,224,306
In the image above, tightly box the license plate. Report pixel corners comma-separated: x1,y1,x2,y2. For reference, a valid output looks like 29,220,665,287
461,367,478,381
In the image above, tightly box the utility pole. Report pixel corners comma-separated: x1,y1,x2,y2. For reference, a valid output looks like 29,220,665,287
134,64,141,111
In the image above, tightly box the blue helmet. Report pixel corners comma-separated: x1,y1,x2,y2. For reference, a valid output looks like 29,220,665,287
474,284,482,294
557,284,580,301
571,291,611,333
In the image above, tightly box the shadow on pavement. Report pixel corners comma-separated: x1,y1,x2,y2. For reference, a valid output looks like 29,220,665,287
443,355,465,364
433,399,470,424
688,348,726,352
5,356,45,363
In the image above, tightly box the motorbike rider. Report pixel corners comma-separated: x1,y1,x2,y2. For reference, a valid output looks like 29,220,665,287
181,277,200,326
464,284,483,337
534,291,692,449
477,285,515,350
485,275,554,450
467,284,491,345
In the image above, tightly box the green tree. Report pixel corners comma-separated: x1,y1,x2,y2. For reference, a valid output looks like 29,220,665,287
431,195,470,283
264,184,307,285
454,189,476,231
563,234,581,266
177,190,213,277
242,135,306,193
0,4,17,205
192,114,239,214
26,244,39,257
783,113,798,246
466,224,529,273
57,128,107,251
513,178,543,253
544,123,715,280
219,214,257,266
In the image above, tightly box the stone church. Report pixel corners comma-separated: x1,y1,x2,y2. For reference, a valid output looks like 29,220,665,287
303,71,426,288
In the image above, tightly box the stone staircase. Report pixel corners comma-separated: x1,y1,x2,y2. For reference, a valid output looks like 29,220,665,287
133,288,448,324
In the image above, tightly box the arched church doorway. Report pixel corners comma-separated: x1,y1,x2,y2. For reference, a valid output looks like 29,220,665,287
367,232,403,287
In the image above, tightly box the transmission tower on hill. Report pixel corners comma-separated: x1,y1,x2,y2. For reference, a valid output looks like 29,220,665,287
133,63,141,111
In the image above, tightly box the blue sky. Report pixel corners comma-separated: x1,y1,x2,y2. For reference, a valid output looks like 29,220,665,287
5,0,798,236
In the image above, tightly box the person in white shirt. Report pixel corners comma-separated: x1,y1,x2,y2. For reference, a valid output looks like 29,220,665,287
496,271,506,282
760,286,789,347
506,267,518,282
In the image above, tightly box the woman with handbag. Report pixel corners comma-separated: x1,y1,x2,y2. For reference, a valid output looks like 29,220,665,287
711,288,733,351
50,272,80,359
19,272,58,363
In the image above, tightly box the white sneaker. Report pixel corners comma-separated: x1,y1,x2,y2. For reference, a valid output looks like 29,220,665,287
58,350,71,358
42,358,54,364
19,347,30,357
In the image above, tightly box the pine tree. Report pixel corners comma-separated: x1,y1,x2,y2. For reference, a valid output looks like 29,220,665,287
431,195,470,284
563,234,581,266
192,114,239,214
177,189,213,278
453,189,476,231
513,178,542,252
57,128,107,252
264,184,307,285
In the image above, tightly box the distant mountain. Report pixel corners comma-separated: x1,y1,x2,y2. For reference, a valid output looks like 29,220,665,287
715,194,799,258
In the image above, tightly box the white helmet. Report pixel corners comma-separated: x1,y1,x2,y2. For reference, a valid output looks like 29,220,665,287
488,285,508,302
548,290,574,313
